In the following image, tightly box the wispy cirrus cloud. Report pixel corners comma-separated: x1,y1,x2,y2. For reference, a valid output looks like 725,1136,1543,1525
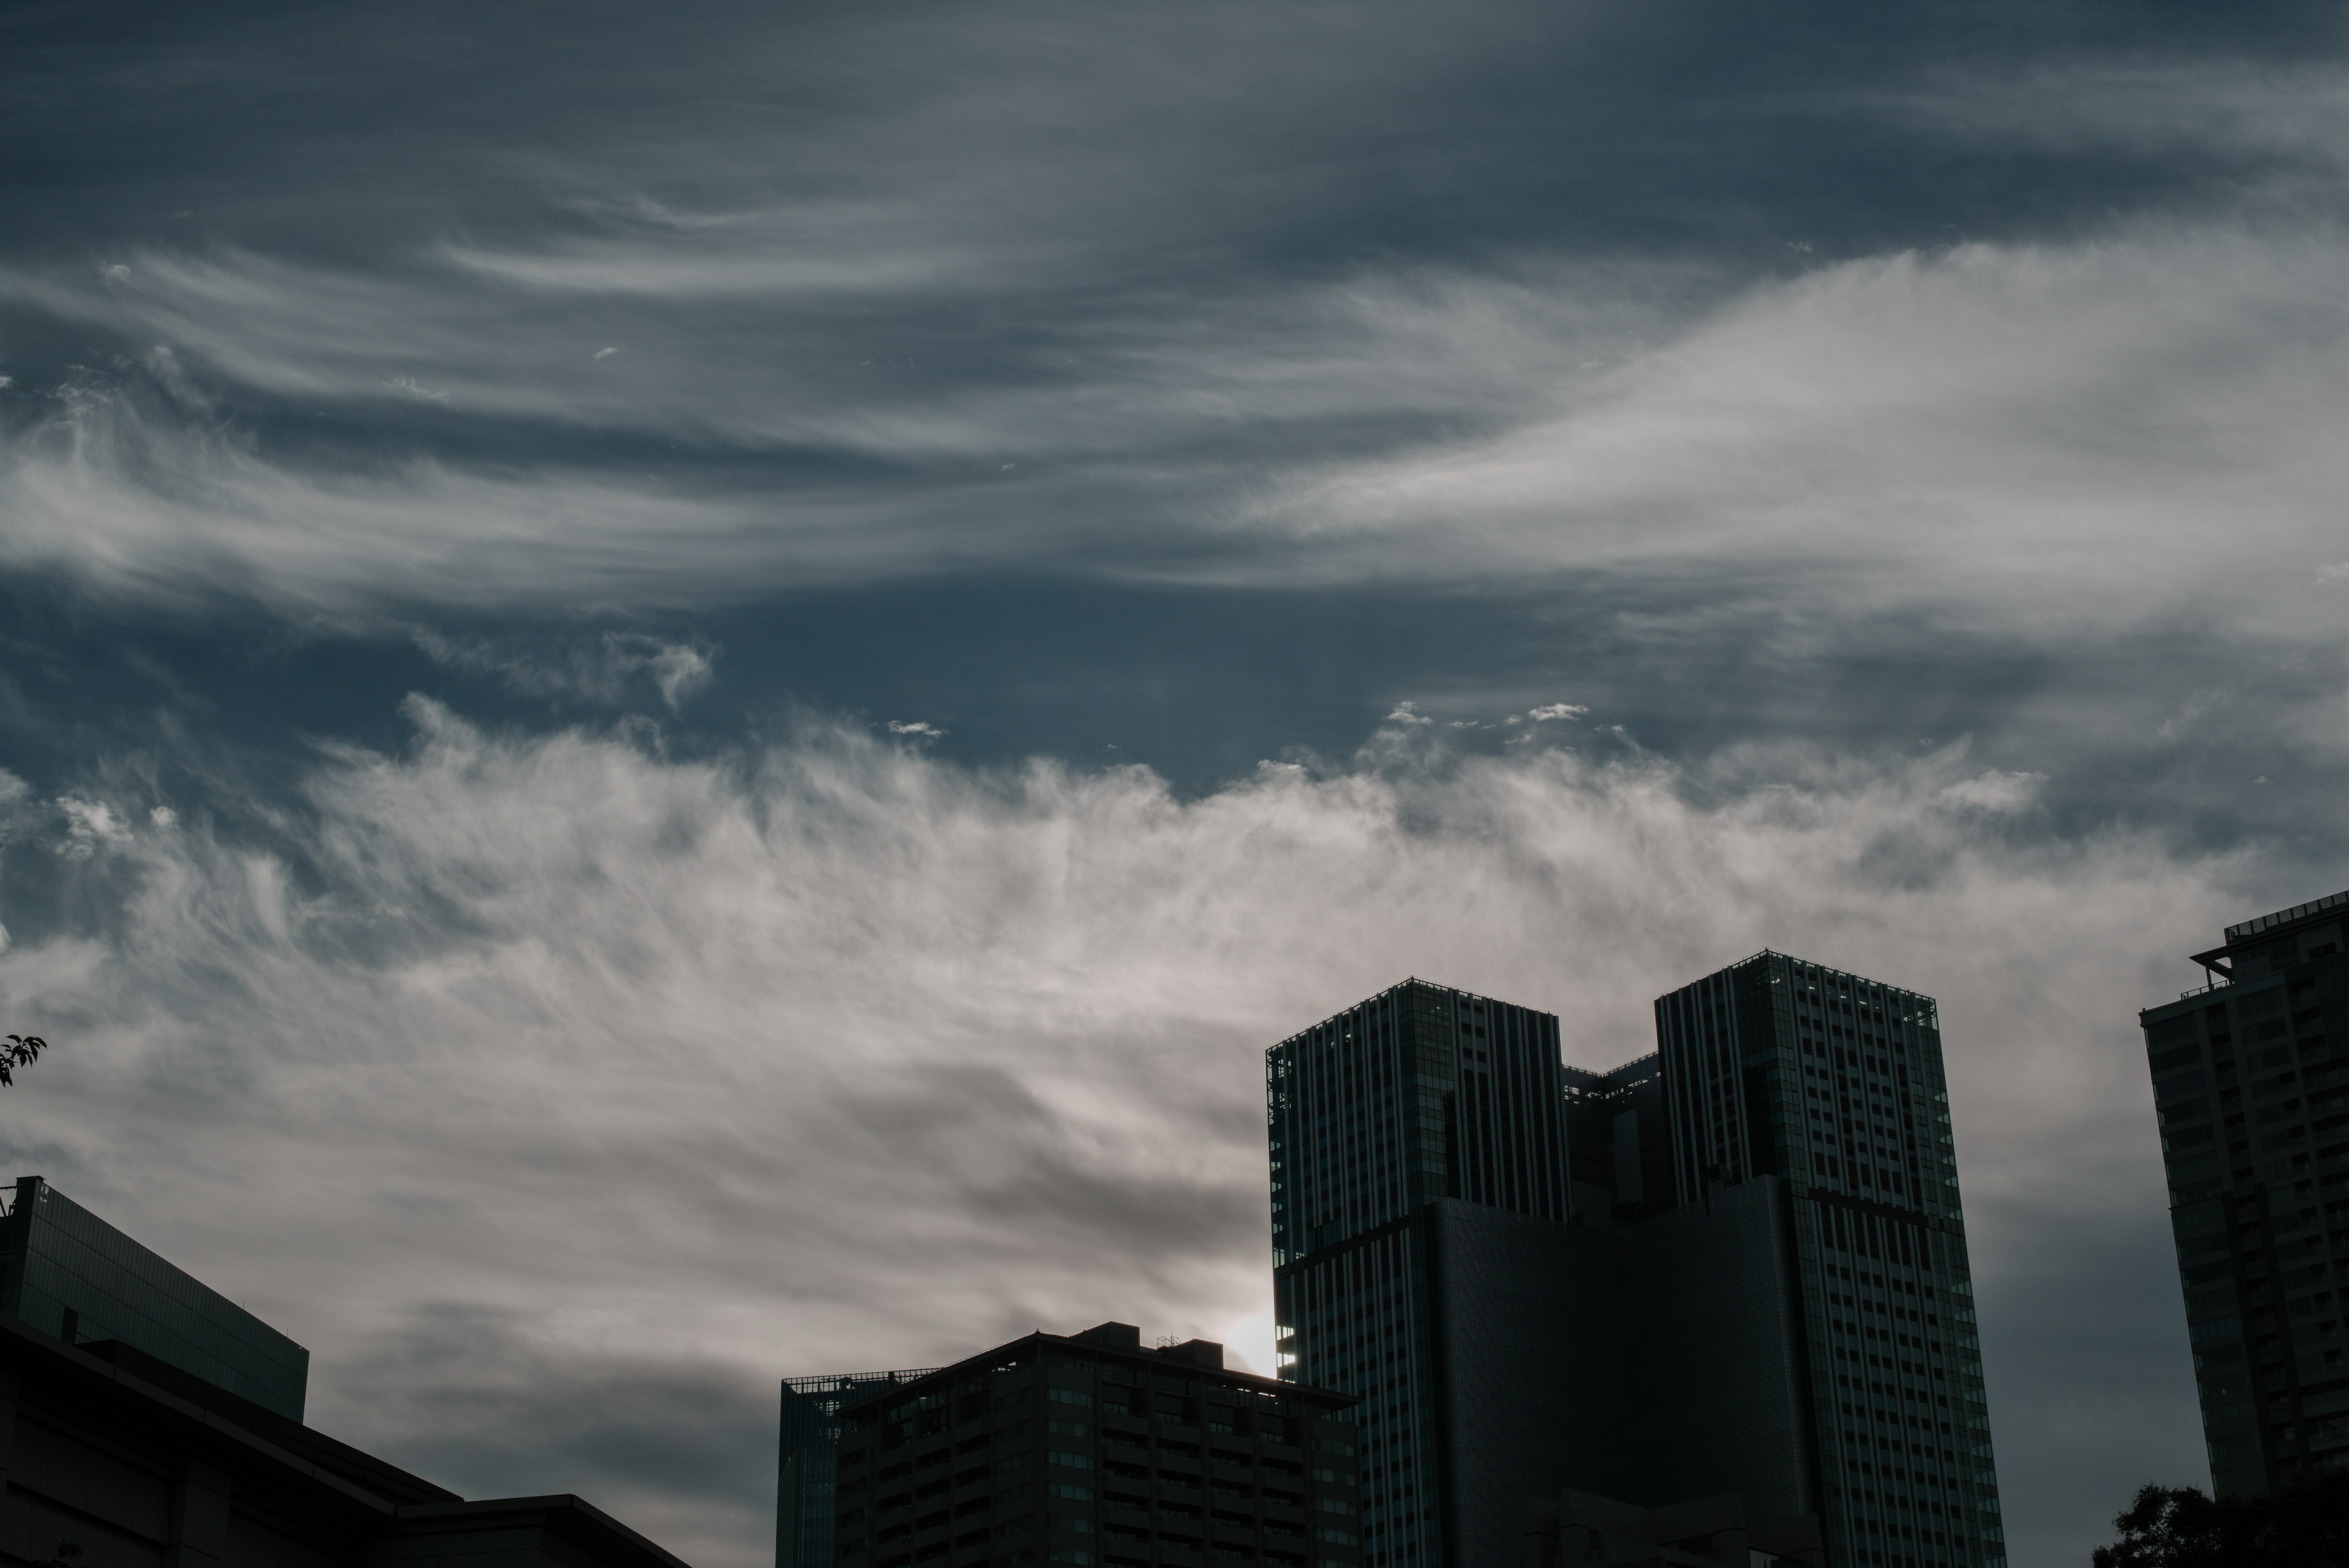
6,223,2347,654
412,629,717,710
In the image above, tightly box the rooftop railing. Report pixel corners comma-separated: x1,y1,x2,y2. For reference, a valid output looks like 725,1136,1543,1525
2225,888,2349,942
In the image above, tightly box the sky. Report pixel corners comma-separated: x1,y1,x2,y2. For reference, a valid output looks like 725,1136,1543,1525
2,1,2348,1562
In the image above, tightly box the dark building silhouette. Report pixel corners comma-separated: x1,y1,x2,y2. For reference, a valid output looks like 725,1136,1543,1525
0,1174,309,1419
1521,1487,1824,1568
828,1323,1360,1568
782,1369,941,1568
1267,959,2003,1568
2138,889,2349,1496
0,1178,695,1568
1266,981,1565,1568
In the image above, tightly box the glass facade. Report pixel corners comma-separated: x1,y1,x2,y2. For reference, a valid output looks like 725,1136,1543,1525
2139,891,2349,1495
0,1175,309,1421
1657,953,2003,1568
783,1370,943,1568
1266,979,1568,1568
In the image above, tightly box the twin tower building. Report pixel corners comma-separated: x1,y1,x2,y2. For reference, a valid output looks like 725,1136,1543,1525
784,950,2006,1568
1269,956,2002,1568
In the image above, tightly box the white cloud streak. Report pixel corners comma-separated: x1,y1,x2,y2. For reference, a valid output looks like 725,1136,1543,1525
4,220,2346,663
412,629,717,710
0,703,2246,1564
1239,229,2349,634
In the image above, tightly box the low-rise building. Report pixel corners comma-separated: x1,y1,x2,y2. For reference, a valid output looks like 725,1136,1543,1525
0,1177,696,1568
829,1323,1360,1568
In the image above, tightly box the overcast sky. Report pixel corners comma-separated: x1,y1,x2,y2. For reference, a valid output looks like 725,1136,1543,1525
5,2,2348,1562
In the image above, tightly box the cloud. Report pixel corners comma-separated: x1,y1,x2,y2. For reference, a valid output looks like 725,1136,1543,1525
0,700,2254,1564
887,719,944,737
1240,229,2349,643
412,630,717,710
1935,768,2046,814
1883,59,2349,177
2,220,2343,694
54,795,130,858
7,15,2348,1568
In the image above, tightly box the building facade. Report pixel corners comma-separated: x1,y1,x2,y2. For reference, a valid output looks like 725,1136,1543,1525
1266,980,1567,1568
0,1184,694,1568
1265,959,2004,1568
782,1370,941,1568
829,1323,1360,1568
0,1174,310,1420
1653,953,2002,1568
2138,889,2349,1496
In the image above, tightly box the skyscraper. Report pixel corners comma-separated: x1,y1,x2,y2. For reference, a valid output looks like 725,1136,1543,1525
782,1368,943,1568
2137,889,2349,1496
1267,979,1569,1568
1266,957,2005,1568
1653,953,2002,1568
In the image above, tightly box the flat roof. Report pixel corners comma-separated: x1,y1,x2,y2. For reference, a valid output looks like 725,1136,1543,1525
836,1326,1356,1425
2225,889,2349,943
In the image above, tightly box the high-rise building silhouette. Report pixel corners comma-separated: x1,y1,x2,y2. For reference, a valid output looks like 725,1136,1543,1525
782,1369,941,1568
1652,953,2003,1568
2137,889,2349,1496
1267,980,1567,1568
1266,957,2005,1568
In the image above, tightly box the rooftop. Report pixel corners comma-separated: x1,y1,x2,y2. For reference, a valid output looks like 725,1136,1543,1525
2225,888,2349,943
835,1321,1356,1424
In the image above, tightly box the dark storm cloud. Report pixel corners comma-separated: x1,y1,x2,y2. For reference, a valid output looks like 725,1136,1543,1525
4,4,2349,1567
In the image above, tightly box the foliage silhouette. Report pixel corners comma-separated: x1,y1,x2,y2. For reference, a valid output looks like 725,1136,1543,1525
2091,1473,2349,1566
2,1034,47,1087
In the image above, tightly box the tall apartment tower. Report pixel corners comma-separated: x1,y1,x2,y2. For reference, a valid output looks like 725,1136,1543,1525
1267,959,2005,1568
782,1369,941,1568
1266,979,1568,1568
1653,953,2003,1568
2137,889,2349,1496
